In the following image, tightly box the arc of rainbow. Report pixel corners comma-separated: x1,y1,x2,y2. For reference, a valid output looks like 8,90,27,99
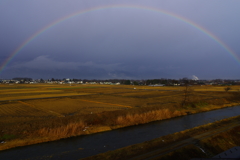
1,4,239,74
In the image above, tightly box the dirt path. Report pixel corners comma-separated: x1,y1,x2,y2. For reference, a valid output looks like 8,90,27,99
130,121,240,160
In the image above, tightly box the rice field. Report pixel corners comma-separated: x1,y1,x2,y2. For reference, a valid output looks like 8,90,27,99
0,84,239,123
0,84,142,125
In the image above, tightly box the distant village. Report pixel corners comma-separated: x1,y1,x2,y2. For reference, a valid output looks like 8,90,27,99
0,77,239,86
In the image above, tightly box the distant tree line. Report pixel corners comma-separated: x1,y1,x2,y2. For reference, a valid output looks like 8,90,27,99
13,77,32,81
7,77,240,86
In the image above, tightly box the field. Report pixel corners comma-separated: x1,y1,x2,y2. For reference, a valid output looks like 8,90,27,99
0,83,239,150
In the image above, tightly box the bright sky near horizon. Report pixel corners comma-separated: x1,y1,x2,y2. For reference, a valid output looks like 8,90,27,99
0,0,240,79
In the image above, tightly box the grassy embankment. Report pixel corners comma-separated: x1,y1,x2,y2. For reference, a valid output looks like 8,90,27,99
82,116,240,160
0,84,239,150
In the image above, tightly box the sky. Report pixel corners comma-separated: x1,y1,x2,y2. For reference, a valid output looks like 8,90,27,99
0,0,240,80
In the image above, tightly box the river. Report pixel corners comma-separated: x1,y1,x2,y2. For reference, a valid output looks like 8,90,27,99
1,105,240,160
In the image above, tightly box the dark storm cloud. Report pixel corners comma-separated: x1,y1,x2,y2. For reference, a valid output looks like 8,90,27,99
0,0,240,79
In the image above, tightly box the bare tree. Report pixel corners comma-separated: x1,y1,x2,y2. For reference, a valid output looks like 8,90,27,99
182,79,193,107
224,86,231,92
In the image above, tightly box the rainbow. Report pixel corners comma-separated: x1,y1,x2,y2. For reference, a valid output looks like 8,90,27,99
1,4,239,74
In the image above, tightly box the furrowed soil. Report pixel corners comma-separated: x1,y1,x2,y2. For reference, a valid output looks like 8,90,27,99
0,84,239,151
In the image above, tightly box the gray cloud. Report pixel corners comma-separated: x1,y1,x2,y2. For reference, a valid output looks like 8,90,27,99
0,1,240,79
10,55,121,72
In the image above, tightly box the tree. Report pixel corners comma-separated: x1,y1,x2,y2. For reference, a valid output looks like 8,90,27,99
181,79,193,107
224,86,231,92
133,81,139,85
124,80,131,85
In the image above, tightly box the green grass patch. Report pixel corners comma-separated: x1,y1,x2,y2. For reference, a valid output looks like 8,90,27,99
0,134,16,141
196,101,209,107
184,101,209,109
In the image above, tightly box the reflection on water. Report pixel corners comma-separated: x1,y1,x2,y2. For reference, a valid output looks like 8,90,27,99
1,105,240,160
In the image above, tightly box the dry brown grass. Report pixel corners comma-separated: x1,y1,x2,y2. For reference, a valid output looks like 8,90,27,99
115,109,185,126
200,125,240,155
37,121,87,138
